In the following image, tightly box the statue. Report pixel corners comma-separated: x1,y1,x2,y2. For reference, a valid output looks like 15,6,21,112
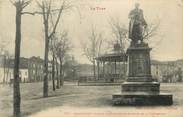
112,3,173,106
128,3,147,45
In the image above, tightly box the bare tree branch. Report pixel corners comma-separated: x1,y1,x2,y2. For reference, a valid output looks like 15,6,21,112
36,0,43,9
46,0,52,21
81,26,104,63
109,17,128,53
143,21,160,40
21,11,43,15
48,1,65,39
21,0,32,9
9,0,16,6
54,31,72,62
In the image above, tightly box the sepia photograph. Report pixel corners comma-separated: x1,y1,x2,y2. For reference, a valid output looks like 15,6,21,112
0,0,183,117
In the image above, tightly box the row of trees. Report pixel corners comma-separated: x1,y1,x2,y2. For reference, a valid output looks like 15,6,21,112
0,49,12,83
10,0,72,116
49,31,71,91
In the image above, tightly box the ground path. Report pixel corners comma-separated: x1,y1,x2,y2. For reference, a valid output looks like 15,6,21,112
0,82,183,117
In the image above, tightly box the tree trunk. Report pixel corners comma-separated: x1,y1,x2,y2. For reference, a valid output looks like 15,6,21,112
52,53,55,91
97,61,99,80
114,61,117,74
93,60,96,80
102,62,105,78
3,55,6,84
59,58,63,86
35,65,38,82
56,58,60,89
6,65,10,83
43,18,49,97
13,6,21,117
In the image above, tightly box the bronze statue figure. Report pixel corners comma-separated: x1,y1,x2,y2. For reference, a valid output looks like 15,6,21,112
129,3,147,45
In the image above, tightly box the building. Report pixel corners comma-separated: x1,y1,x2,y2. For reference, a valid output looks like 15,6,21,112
0,56,45,83
174,59,183,82
151,60,182,82
0,56,30,83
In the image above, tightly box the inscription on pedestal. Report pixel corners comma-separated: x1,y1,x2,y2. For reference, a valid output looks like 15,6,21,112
127,47,152,81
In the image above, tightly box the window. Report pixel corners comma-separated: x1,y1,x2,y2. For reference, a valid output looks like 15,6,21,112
33,70,35,75
25,71,27,76
156,70,158,75
19,71,22,77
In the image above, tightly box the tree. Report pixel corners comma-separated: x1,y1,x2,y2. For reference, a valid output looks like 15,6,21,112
50,36,56,91
52,37,60,89
142,21,164,51
63,55,78,80
0,41,11,84
177,0,183,7
2,50,8,84
82,26,103,80
36,0,72,97
109,17,128,53
143,22,160,41
55,31,71,86
55,56,60,88
10,0,32,116
109,18,128,78
2,50,12,84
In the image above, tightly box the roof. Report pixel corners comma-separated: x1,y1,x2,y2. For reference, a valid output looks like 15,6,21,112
95,52,127,62
29,56,44,63
6,57,29,69
2,56,44,69
151,60,176,66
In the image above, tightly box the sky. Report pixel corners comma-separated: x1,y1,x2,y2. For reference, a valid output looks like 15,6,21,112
0,0,183,64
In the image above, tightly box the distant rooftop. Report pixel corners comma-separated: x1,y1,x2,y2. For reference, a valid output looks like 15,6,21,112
96,52,127,62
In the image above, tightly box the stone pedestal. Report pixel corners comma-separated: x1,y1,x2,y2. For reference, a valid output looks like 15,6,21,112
112,92,173,105
112,43,173,105
122,81,160,93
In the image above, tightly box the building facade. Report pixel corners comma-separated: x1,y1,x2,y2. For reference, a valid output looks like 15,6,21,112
151,60,182,82
0,56,45,83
